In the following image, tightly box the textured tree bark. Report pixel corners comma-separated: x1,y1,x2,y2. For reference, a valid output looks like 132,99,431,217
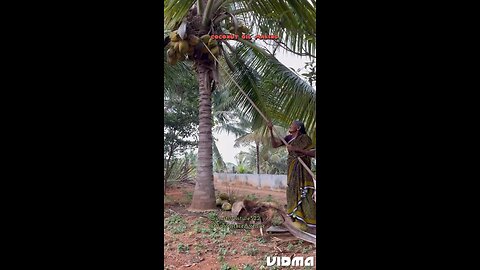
189,62,216,210
256,142,260,174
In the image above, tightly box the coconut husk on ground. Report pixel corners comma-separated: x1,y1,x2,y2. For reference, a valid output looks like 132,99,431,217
230,200,316,245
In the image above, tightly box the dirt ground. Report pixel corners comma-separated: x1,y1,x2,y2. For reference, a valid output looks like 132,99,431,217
164,181,317,269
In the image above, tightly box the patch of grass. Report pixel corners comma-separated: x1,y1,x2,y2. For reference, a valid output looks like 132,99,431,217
287,243,294,251
242,264,255,270
257,237,267,244
241,244,259,256
170,223,187,234
218,247,228,256
165,214,187,234
230,249,237,255
194,243,205,255
265,194,273,202
208,224,231,240
207,211,219,221
302,246,312,254
245,193,258,201
164,195,172,204
193,217,205,225
183,191,193,202
220,263,238,270
241,235,250,242
177,243,189,253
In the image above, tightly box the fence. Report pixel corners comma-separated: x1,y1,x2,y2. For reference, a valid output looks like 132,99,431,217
214,173,288,191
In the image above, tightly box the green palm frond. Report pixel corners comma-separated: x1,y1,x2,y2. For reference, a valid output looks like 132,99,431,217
164,0,197,30
232,42,316,144
164,47,196,93
223,0,316,56
220,45,271,132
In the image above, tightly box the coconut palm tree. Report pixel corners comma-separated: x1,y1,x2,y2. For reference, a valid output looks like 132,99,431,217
164,0,316,211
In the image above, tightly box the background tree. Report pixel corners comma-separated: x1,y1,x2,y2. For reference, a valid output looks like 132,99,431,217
164,50,199,194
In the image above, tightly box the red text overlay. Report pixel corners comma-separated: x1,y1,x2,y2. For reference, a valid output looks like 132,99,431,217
210,34,279,40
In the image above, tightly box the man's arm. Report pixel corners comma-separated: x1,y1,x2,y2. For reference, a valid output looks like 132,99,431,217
268,122,283,148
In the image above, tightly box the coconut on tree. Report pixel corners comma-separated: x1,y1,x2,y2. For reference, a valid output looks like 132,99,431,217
164,0,316,211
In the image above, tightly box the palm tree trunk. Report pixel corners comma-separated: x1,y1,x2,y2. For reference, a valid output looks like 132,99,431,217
189,62,216,211
256,142,260,174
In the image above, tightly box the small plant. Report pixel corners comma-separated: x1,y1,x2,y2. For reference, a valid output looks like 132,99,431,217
171,223,187,234
165,214,187,234
177,243,189,253
218,247,228,256
265,194,273,202
185,191,193,201
241,244,259,256
165,214,184,225
207,211,219,221
257,237,267,244
241,235,250,242
287,243,294,251
230,249,237,255
220,263,238,270
193,217,205,225
245,193,257,201
302,246,312,254
242,264,254,270
208,224,231,240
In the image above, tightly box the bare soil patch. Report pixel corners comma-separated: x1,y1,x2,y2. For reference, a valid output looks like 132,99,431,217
164,181,316,269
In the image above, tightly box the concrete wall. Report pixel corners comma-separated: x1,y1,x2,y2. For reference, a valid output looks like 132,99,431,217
214,173,287,190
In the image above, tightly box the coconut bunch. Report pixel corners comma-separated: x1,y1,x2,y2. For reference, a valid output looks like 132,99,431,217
215,192,233,211
166,30,221,65
227,20,249,35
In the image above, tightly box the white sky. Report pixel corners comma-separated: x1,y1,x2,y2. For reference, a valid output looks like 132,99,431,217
214,45,313,165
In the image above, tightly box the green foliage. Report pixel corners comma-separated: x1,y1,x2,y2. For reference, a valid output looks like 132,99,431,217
164,55,199,184
257,237,267,244
165,214,188,234
241,244,259,256
242,265,255,270
218,247,228,256
177,243,189,253
220,263,238,270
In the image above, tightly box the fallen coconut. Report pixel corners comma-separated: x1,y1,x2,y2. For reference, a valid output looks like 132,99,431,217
222,202,232,211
